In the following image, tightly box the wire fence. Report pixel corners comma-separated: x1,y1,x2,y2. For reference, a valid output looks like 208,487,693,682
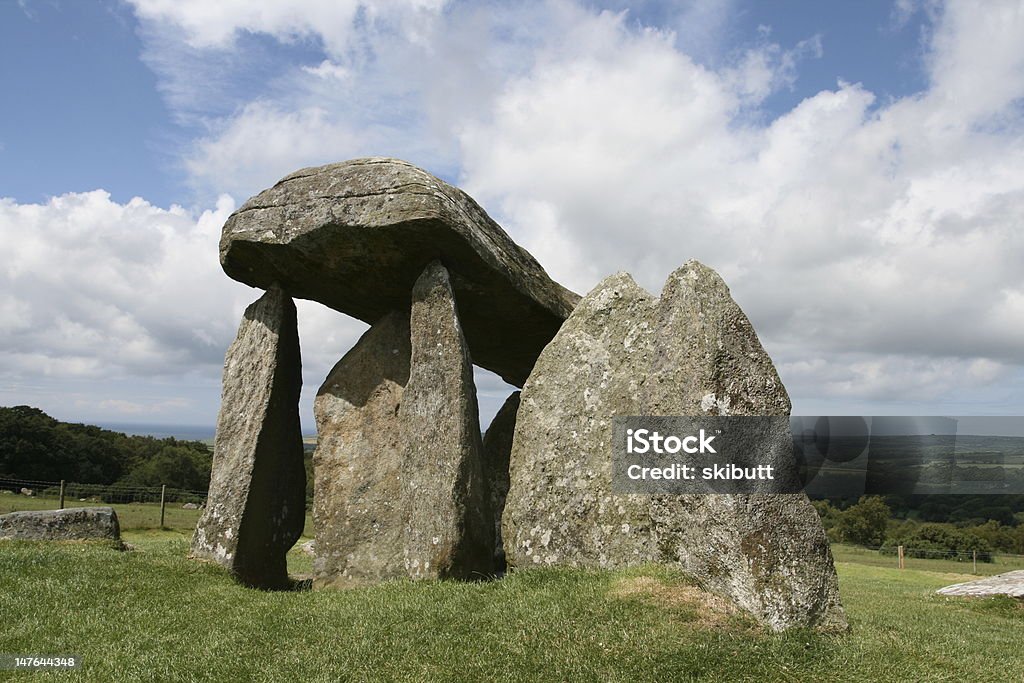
878,545,1022,563
837,543,1024,574
0,475,208,506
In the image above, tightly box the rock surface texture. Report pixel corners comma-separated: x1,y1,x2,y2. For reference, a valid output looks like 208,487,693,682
0,507,121,543
313,310,411,586
191,285,306,589
482,391,520,570
503,260,847,631
937,571,1024,598
313,261,493,587
219,157,579,387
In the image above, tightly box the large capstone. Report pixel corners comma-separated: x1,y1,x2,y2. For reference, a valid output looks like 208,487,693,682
219,157,579,387
503,260,846,631
0,507,121,543
191,285,306,589
313,261,493,587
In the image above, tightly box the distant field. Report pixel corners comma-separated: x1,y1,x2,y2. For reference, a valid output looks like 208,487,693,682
831,543,1024,576
0,495,314,540
0,533,1021,682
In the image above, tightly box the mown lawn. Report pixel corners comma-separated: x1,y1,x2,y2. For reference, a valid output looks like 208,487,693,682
0,532,1021,682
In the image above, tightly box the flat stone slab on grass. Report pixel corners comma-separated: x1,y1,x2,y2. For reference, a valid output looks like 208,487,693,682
937,570,1024,598
0,507,121,542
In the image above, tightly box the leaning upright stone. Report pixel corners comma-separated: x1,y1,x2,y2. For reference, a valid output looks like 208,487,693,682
483,391,520,571
312,311,412,587
313,261,493,587
191,285,306,589
503,260,846,631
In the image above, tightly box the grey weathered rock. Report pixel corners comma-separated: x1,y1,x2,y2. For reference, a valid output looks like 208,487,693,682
503,260,846,631
219,157,579,387
182,503,199,510
401,261,493,579
191,285,306,589
313,261,493,587
482,392,520,571
0,507,121,543
313,310,411,587
937,570,1024,598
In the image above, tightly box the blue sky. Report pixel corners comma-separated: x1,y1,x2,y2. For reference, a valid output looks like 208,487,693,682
2,1,934,207
2,0,1023,430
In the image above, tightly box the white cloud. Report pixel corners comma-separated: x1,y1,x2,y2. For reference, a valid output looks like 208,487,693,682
184,103,366,199
453,0,1024,412
0,191,243,380
20,0,1019,422
126,0,446,55
0,190,375,425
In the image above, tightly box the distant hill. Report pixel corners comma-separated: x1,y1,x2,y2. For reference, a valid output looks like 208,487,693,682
0,405,212,490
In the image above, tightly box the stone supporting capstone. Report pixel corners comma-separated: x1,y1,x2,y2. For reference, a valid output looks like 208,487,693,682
191,285,306,589
481,391,520,571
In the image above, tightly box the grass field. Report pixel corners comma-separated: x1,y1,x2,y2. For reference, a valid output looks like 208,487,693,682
0,530,1022,682
831,543,1024,576
0,494,314,539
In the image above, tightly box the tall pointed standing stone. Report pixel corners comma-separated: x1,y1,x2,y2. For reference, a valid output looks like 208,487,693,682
313,261,494,587
503,261,846,631
191,285,306,588
400,261,493,580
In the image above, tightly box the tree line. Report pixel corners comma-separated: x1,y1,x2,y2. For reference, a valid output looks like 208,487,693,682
814,495,1024,560
0,406,212,491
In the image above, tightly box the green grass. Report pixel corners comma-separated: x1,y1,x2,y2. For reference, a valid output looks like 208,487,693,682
0,534,1022,682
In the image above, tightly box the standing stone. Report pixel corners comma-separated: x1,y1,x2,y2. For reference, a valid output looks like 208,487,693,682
503,260,846,631
313,261,493,587
313,310,411,586
191,285,306,589
400,261,493,579
482,392,520,571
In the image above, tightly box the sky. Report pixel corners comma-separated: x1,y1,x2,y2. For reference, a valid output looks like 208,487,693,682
1,0,1023,432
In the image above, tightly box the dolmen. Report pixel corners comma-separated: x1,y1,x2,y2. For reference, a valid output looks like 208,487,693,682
193,157,846,630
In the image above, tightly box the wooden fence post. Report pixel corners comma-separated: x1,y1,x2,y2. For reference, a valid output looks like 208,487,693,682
898,545,905,570
59,480,65,510
973,549,977,574
160,485,167,528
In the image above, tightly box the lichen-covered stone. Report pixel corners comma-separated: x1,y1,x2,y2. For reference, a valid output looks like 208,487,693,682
0,507,121,543
313,261,493,587
220,157,579,387
313,310,411,586
503,260,846,631
191,285,306,589
482,391,520,571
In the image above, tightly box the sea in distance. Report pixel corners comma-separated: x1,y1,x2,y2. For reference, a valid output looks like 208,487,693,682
97,423,217,442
